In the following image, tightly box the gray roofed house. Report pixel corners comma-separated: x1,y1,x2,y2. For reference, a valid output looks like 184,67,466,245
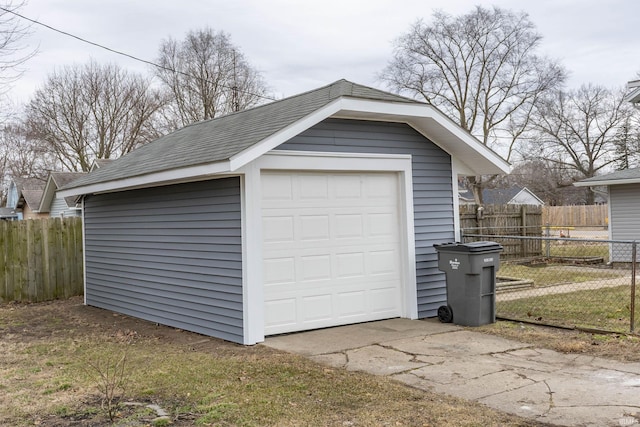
576,167,640,261
38,172,87,218
459,186,544,206
0,207,18,220
6,177,47,220
60,79,510,345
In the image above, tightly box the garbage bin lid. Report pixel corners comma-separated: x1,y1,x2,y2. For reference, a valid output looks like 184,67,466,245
434,241,502,253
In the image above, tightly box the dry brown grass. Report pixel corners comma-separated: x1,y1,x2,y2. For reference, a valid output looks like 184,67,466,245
477,320,640,362
0,297,550,427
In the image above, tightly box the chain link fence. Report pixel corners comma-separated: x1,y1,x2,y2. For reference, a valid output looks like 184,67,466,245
462,232,638,334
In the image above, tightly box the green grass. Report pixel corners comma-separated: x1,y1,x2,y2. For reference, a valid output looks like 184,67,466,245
549,241,611,261
0,322,546,427
499,284,634,332
499,263,624,287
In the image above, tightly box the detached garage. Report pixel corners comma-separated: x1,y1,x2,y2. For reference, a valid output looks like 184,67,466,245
60,80,509,344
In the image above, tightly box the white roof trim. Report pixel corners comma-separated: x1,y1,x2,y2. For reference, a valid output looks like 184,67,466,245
37,175,58,213
58,160,231,198
626,80,640,103
61,96,510,197
231,97,510,175
516,187,545,205
574,177,640,187
626,87,640,103
229,98,344,170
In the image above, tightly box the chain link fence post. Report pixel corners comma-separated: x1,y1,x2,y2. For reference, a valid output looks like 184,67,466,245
545,223,551,258
631,241,637,333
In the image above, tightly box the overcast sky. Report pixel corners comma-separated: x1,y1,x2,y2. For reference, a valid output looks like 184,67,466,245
5,0,640,105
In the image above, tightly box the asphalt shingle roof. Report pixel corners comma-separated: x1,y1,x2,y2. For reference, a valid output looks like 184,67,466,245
62,80,419,191
579,168,640,183
50,172,87,206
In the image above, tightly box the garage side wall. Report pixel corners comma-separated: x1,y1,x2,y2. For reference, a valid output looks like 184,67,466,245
610,184,640,262
278,118,453,317
83,178,244,343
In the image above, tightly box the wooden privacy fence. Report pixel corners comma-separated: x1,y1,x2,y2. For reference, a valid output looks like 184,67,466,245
460,204,543,259
542,205,608,227
0,217,83,303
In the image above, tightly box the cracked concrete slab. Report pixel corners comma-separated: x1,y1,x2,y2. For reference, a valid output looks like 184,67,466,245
409,356,505,384
433,369,538,401
263,319,640,426
341,345,430,375
265,318,459,356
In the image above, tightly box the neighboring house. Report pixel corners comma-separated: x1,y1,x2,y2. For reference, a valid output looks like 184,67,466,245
575,168,640,261
59,79,510,345
6,178,47,220
38,172,87,218
459,186,544,206
90,158,114,172
0,207,18,220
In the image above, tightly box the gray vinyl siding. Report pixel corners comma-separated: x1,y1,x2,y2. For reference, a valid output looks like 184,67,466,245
50,195,81,218
83,177,244,343
610,184,640,262
278,118,453,317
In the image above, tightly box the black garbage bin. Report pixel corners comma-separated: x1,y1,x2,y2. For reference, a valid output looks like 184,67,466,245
433,241,503,326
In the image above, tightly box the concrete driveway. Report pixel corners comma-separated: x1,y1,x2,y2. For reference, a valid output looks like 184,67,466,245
264,319,640,427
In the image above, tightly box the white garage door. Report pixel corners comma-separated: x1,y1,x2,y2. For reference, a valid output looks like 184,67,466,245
262,171,403,335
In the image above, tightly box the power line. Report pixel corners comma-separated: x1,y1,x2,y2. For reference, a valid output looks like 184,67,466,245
0,6,278,102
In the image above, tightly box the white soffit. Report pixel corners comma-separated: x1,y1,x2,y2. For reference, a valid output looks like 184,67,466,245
60,96,510,197
332,99,510,176
574,178,640,187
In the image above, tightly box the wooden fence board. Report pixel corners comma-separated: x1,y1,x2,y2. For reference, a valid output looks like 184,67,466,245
542,205,608,227
460,204,543,259
0,217,83,303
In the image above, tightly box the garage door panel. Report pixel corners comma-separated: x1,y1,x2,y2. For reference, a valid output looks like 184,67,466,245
369,249,399,275
299,175,329,199
300,255,331,281
265,299,296,327
300,215,330,240
337,291,366,316
263,171,403,335
335,175,362,198
301,294,333,321
262,216,294,243
262,174,294,200
334,214,364,238
263,257,296,286
336,252,365,278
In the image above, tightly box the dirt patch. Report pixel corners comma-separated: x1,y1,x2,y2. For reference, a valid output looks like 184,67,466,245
0,297,550,426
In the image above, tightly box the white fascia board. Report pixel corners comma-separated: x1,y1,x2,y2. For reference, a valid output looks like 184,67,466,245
625,85,640,103
335,98,511,175
58,160,231,198
519,187,545,205
37,176,57,213
229,98,344,170
574,178,640,187
229,97,510,175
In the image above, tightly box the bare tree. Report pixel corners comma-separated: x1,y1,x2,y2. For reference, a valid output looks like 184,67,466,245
155,27,269,129
25,61,165,172
380,6,565,203
494,160,588,206
0,122,57,205
526,84,633,204
0,0,36,95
